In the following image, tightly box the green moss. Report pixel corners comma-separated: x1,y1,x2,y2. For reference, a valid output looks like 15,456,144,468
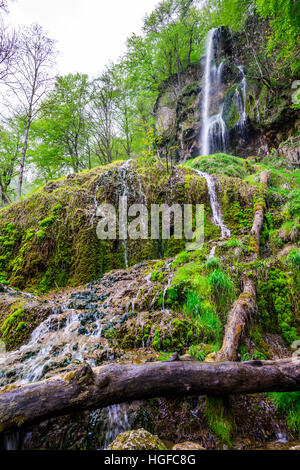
257,263,299,344
152,328,161,350
204,396,235,447
0,304,27,350
39,216,56,228
184,153,249,179
36,230,46,240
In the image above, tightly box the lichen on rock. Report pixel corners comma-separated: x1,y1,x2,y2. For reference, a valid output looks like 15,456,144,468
107,428,167,450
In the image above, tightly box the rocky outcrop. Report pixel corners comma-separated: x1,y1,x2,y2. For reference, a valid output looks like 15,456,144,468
278,135,300,168
0,159,210,293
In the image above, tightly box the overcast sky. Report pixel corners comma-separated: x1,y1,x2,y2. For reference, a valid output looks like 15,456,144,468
6,0,160,77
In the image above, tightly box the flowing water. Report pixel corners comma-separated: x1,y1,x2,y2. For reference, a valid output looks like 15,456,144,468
102,404,129,449
233,65,248,138
118,160,133,269
192,168,230,238
200,28,248,155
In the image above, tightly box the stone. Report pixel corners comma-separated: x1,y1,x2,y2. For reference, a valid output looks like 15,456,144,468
107,428,167,450
172,442,205,450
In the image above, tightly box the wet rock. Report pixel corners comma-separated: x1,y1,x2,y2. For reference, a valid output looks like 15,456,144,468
107,428,167,450
172,442,205,450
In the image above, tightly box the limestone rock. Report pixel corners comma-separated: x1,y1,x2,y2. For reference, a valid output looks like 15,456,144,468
107,428,167,451
172,442,205,450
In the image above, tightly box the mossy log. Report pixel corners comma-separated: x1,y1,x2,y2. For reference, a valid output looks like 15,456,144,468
213,171,270,362
213,275,257,361
0,359,300,434
250,170,270,259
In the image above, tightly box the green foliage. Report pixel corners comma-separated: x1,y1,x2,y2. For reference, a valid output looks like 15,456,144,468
183,290,222,344
185,153,249,179
208,0,252,31
32,73,91,178
255,0,300,73
257,265,298,344
205,256,221,270
207,269,235,312
269,392,300,435
204,396,235,447
188,344,206,361
287,249,300,269
222,238,242,249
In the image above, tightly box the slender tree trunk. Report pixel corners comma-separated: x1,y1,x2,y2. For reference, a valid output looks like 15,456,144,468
17,117,31,199
0,358,299,434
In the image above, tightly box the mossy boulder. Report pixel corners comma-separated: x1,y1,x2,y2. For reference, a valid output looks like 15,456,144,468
0,158,210,293
107,428,167,450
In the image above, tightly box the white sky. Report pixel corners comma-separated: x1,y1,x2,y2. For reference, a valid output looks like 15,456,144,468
6,0,160,77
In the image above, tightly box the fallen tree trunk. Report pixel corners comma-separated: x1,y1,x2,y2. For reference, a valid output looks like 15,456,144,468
213,275,257,361
0,358,299,434
249,170,270,260
212,171,270,361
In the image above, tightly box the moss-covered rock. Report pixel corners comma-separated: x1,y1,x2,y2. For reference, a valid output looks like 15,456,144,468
0,159,212,293
107,428,167,450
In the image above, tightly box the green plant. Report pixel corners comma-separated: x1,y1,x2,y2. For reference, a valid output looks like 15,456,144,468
184,291,222,344
269,392,300,435
208,269,235,311
222,238,242,249
287,249,300,269
204,396,235,447
205,256,221,270
188,344,205,361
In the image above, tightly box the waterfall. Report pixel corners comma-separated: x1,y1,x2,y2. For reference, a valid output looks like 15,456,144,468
200,28,216,156
233,65,248,137
1,432,21,450
200,28,248,155
208,245,216,259
102,404,129,449
118,160,132,269
192,168,230,239
200,28,229,156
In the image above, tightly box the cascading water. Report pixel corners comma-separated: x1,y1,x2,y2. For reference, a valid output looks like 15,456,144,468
102,404,129,449
192,168,230,238
233,65,248,138
200,28,248,155
200,28,229,156
118,160,133,269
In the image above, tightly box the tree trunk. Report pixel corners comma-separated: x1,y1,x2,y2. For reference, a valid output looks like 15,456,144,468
17,118,31,200
211,171,270,362
250,170,270,259
0,358,299,434
213,275,257,362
